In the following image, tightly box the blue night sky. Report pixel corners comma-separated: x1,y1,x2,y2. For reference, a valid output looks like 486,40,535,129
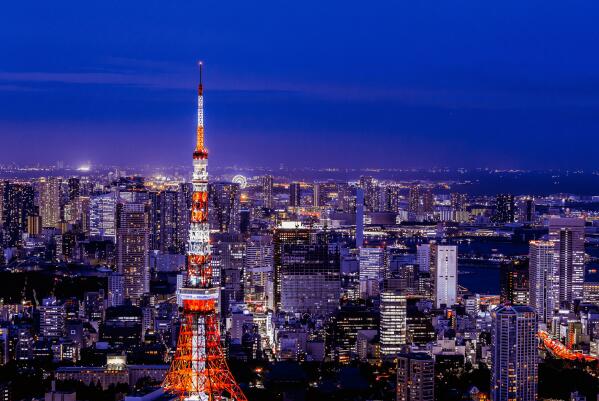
2,1,599,169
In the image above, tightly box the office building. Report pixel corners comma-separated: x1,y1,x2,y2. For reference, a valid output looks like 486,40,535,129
108,273,125,307
280,242,340,316
359,246,386,298
529,240,557,323
432,244,457,308
116,202,150,305
396,353,434,401
39,297,65,338
493,194,515,224
490,305,538,401
90,192,117,241
289,182,301,208
548,217,585,307
273,225,312,309
380,290,407,357
261,175,274,209
209,182,241,233
244,235,274,312
499,259,529,305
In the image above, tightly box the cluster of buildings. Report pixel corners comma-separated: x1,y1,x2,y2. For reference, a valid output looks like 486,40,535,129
0,171,598,401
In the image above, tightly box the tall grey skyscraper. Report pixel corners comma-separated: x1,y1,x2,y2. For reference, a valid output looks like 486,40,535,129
116,202,149,305
432,244,457,308
529,240,557,323
490,305,538,401
396,353,434,401
548,217,585,307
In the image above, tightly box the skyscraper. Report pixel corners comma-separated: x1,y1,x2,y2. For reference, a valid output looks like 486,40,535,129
67,177,81,201
38,177,61,229
432,244,457,308
3,182,35,247
416,244,431,273
359,176,379,212
380,290,407,357
90,192,117,241
209,182,241,233
359,246,386,298
499,259,529,305
280,242,340,316
39,297,66,338
396,353,434,401
261,175,274,209
492,194,515,224
490,305,538,401
116,202,150,305
549,217,585,308
355,188,364,248
529,240,557,323
273,225,311,309
313,183,322,207
244,235,274,312
289,182,301,208
107,273,125,307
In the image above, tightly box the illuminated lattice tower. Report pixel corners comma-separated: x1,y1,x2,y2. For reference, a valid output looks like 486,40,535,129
163,63,247,401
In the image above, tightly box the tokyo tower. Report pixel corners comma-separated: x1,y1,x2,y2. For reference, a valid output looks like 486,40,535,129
162,63,248,401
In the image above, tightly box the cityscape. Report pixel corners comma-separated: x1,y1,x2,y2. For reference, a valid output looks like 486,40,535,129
2,2,599,401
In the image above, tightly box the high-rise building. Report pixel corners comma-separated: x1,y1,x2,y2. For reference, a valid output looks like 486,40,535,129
244,235,274,312
396,353,434,401
490,305,538,401
260,175,274,209
359,176,379,212
149,190,181,253
107,273,125,307
67,178,81,201
384,185,401,213
280,242,340,316
518,197,536,224
39,297,66,338
355,188,364,248
492,194,515,224
211,238,245,316
273,225,312,309
330,304,379,364
38,177,61,229
499,259,529,305
313,183,322,207
380,290,407,357
209,182,241,233
90,192,117,241
548,217,585,307
289,182,301,208
116,202,150,305
2,182,35,246
359,247,386,298
529,240,557,324
432,244,457,308
408,186,433,218
416,244,431,272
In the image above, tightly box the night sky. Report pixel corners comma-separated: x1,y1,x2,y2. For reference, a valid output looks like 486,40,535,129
2,1,599,169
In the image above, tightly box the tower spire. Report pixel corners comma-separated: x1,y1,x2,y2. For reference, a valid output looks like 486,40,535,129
163,63,247,401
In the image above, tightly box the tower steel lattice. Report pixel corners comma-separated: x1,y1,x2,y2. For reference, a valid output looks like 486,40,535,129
162,62,248,401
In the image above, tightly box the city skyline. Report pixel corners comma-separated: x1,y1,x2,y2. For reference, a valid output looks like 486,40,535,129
3,2,599,169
